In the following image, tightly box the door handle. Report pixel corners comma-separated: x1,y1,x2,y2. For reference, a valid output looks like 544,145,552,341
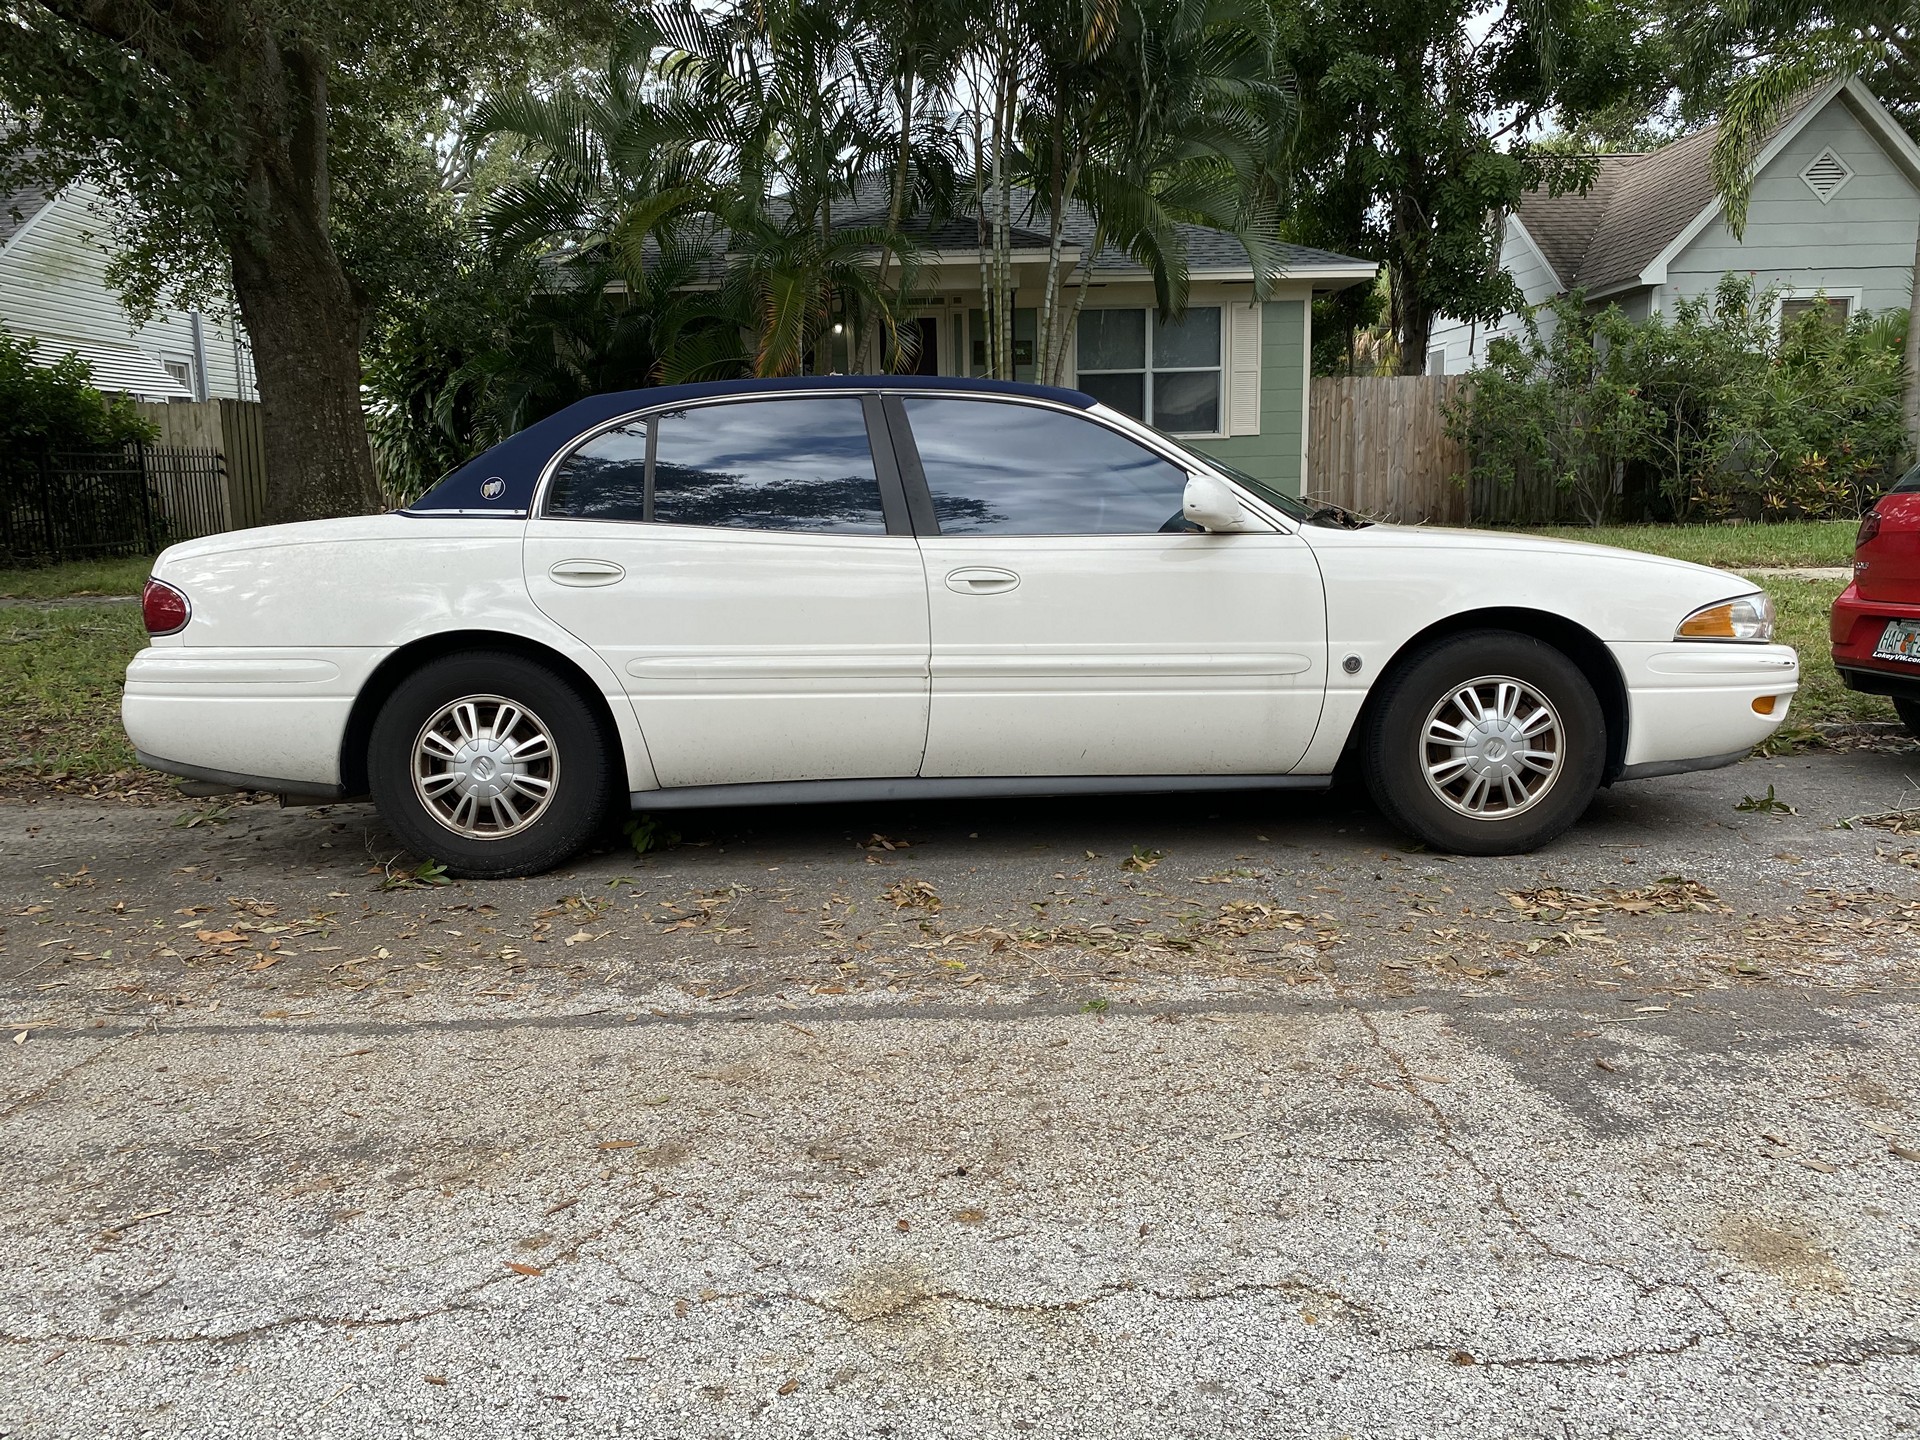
945,567,1020,595
548,559,626,587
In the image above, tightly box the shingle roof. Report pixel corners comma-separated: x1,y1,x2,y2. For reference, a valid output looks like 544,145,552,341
1515,91,1823,293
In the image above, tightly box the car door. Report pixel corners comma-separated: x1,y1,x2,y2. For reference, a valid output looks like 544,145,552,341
889,394,1327,777
523,394,930,788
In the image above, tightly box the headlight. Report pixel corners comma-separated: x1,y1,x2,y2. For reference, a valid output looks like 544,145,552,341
1676,593,1775,643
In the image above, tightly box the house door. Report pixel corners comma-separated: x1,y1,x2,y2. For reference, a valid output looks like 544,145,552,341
906,317,940,375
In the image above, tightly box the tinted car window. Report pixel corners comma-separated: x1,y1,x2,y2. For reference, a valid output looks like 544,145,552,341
653,398,886,533
902,397,1191,536
546,420,648,521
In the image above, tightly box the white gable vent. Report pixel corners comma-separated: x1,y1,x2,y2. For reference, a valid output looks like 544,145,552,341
1801,147,1853,202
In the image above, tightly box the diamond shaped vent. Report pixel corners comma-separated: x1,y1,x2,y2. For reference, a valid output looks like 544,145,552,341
1801,148,1853,202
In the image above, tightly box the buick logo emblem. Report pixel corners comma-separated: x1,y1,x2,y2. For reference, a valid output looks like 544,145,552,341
481,477,505,500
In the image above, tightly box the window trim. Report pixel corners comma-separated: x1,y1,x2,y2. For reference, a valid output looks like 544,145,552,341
1773,287,1861,336
534,391,913,537
1073,306,1226,438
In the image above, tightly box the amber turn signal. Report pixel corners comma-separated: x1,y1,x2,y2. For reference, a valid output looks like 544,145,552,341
1676,594,1775,643
1752,695,1779,716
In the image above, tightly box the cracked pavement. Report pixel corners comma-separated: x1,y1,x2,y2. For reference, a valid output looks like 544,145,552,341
4,744,1920,1437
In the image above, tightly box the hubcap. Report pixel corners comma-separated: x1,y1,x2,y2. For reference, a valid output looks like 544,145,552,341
411,695,558,840
1420,676,1563,821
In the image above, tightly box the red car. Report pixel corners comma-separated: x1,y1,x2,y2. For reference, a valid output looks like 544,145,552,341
1834,469,1920,735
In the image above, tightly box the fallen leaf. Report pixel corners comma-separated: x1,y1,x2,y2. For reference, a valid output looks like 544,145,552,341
953,1208,985,1225
196,929,245,944
424,1375,447,1386
597,1140,639,1151
505,1262,545,1276
777,1378,800,1396
563,930,596,947
1891,1144,1920,1163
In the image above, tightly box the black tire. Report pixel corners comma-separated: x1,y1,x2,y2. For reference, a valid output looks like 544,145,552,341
1896,698,1920,739
1361,630,1606,856
367,651,614,879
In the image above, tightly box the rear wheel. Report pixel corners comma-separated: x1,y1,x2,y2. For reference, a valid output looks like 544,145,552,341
1362,630,1606,855
1897,698,1920,739
367,651,613,879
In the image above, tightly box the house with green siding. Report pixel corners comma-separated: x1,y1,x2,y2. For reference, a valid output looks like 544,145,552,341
672,180,1376,495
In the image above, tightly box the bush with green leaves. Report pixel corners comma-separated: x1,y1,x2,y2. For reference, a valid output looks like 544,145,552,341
0,325,155,451
1451,275,1909,524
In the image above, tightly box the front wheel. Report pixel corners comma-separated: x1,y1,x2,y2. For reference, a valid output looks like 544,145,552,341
367,651,614,879
1896,697,1920,739
1361,631,1606,856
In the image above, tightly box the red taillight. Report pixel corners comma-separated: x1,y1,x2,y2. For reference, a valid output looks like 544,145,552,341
141,578,190,636
1856,507,1882,550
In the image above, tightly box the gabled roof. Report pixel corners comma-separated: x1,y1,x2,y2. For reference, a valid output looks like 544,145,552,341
1512,75,1920,296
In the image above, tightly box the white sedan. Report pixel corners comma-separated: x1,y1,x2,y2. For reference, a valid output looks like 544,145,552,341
124,376,1799,877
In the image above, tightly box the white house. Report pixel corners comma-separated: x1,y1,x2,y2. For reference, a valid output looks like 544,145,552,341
1428,75,1920,374
0,172,258,403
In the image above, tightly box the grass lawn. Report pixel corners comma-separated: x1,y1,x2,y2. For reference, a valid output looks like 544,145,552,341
0,603,148,787
0,553,156,599
1527,519,1858,570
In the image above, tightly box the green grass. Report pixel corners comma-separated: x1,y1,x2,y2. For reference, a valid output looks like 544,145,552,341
0,604,148,785
0,553,156,599
1526,520,1857,570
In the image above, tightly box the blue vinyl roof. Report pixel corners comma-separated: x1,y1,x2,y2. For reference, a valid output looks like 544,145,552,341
404,374,1096,517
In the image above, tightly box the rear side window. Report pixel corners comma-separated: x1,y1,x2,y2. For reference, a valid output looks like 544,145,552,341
546,398,888,534
1893,462,1920,494
901,397,1191,536
546,420,648,521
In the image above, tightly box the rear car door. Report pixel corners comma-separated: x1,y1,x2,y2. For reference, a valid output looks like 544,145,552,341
524,394,930,788
889,394,1328,777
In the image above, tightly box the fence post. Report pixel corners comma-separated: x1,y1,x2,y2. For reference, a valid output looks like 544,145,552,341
37,448,59,562
133,440,157,554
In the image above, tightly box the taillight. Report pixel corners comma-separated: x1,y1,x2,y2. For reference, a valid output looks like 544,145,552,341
1856,507,1882,550
142,578,190,636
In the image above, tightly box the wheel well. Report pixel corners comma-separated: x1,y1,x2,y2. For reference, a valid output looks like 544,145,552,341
1347,609,1630,783
338,631,625,798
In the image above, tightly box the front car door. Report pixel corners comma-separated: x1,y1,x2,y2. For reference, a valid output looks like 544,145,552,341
524,394,929,788
889,394,1328,777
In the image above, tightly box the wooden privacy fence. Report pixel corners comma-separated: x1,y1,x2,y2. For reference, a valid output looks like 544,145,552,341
132,399,270,531
1305,376,1470,525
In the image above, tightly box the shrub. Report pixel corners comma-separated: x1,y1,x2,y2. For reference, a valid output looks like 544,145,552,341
0,324,156,450
1450,275,1909,523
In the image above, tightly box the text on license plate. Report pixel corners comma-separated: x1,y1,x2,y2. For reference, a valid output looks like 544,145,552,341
1876,619,1920,663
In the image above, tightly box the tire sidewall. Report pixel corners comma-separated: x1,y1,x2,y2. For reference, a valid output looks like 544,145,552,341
367,653,613,878
1364,632,1606,855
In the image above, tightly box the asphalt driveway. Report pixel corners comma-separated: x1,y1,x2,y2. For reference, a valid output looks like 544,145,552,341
3,743,1919,1438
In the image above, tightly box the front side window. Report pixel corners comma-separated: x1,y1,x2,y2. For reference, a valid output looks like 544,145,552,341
902,397,1192,536
1075,307,1222,434
545,398,887,534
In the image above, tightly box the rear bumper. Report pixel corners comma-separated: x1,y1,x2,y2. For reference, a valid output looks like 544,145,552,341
1831,580,1920,693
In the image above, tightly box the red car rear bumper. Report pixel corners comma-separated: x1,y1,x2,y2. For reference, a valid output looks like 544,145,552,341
1832,579,1920,700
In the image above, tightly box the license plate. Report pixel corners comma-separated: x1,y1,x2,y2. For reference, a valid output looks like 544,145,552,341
1875,619,1920,663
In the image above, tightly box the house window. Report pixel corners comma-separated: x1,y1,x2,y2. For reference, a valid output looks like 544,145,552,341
1426,346,1447,377
1075,307,1223,434
162,356,196,399
968,308,1037,381
1780,294,1852,335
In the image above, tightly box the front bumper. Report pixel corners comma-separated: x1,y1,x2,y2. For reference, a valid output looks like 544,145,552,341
1608,641,1800,770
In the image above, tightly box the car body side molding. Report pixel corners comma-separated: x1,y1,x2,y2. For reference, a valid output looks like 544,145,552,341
627,773,1332,811
1612,748,1750,783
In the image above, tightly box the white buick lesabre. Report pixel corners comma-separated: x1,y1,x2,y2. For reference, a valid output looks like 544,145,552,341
124,376,1799,877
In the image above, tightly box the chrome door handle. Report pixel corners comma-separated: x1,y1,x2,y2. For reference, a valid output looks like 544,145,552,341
548,559,625,587
945,567,1020,595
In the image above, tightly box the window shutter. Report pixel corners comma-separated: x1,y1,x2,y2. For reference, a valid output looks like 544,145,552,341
1228,302,1261,435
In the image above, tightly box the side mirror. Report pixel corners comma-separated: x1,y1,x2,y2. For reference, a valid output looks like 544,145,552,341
1183,472,1250,532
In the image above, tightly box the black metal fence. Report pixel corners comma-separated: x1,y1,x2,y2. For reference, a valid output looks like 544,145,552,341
0,444,230,564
